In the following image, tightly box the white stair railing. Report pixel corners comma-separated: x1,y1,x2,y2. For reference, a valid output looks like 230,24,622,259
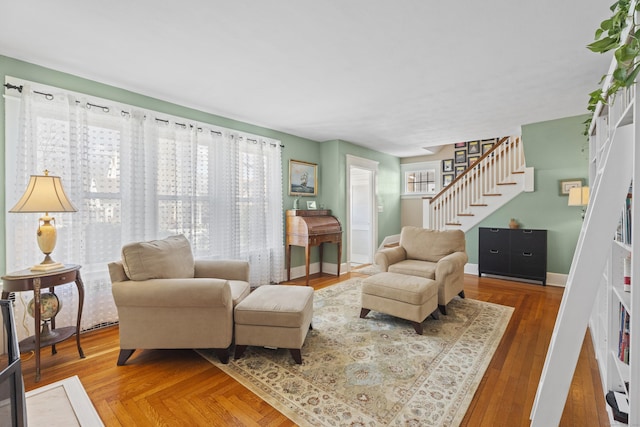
428,136,526,230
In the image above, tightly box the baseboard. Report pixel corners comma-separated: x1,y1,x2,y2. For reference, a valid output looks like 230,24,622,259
464,263,567,287
286,262,345,280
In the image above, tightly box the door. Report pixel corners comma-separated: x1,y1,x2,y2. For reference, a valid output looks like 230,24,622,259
346,155,378,268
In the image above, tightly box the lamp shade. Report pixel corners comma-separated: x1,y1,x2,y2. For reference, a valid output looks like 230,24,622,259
568,186,589,207
9,172,77,213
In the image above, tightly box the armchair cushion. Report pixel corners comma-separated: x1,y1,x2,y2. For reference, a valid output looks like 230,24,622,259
401,226,465,262
121,234,195,281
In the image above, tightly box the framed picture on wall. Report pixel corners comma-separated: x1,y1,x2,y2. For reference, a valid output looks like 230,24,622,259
289,159,317,196
454,142,467,148
442,173,454,186
455,165,466,177
455,149,467,164
442,159,454,172
481,141,494,155
468,140,480,154
468,155,480,166
559,178,584,196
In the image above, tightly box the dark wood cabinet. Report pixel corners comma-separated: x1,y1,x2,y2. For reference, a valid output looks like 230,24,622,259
478,227,547,285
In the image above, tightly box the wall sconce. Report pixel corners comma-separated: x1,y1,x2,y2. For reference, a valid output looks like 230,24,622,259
568,186,589,219
9,170,77,271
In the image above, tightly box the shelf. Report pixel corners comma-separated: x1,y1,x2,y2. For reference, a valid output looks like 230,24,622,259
18,326,76,353
613,285,632,314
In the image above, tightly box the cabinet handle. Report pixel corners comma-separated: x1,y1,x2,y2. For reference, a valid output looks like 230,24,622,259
523,252,533,257
490,249,499,254
523,230,533,234
490,228,500,232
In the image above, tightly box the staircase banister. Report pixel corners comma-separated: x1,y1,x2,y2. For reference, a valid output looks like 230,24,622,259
429,136,511,204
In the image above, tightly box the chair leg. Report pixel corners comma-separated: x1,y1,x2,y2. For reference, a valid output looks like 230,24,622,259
234,345,248,361
431,309,440,320
215,348,230,364
411,322,423,335
117,349,136,366
438,304,447,315
459,290,465,299
360,308,371,318
290,349,303,364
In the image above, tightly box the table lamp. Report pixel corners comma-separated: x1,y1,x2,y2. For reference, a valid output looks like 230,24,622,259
9,170,77,271
568,186,589,219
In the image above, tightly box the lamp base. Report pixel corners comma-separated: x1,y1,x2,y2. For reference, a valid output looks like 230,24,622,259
31,262,64,272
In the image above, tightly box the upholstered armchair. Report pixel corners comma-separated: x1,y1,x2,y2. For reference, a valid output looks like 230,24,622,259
108,235,250,365
375,226,468,314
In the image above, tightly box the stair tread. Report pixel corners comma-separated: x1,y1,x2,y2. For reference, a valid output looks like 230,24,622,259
470,203,488,206
512,171,525,174
483,193,502,196
457,213,474,216
445,223,462,226
497,182,517,185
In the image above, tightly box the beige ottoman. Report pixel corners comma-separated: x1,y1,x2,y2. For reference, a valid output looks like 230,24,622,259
360,272,438,335
234,285,314,364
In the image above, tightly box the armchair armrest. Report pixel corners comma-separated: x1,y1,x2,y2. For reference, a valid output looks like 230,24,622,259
112,278,232,308
435,251,468,277
194,260,250,282
374,246,407,271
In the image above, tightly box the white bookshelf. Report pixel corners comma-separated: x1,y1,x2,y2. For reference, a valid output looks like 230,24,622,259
587,83,638,425
531,7,639,424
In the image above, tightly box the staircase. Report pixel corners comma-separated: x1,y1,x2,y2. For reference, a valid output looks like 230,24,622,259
423,136,530,232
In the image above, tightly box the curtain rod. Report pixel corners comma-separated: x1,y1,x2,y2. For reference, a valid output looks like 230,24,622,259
4,81,284,148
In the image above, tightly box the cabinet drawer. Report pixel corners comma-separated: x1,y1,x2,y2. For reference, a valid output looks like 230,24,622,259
479,249,509,274
510,229,547,252
479,227,510,251
510,251,546,279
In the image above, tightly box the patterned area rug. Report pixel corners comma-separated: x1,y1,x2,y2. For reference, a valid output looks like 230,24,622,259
352,264,381,276
198,279,513,427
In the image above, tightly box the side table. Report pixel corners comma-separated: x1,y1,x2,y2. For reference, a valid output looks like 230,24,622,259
1,264,85,382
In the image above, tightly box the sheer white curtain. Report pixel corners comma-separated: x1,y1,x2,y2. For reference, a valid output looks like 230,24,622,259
5,83,284,340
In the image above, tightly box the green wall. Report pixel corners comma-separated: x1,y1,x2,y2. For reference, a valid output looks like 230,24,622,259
0,55,401,274
313,139,401,262
465,115,589,274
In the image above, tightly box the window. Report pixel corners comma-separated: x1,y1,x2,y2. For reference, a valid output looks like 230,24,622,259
401,161,441,196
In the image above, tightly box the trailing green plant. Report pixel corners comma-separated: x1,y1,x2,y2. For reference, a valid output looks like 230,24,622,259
584,0,640,135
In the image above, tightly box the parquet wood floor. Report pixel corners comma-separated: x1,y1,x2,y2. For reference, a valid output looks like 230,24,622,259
20,272,610,426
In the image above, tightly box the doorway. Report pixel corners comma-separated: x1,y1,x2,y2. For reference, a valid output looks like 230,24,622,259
346,155,378,269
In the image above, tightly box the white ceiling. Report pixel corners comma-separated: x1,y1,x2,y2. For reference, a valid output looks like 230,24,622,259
0,0,612,157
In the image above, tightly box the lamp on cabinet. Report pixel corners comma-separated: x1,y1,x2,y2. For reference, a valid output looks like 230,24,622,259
9,170,77,271
568,186,589,219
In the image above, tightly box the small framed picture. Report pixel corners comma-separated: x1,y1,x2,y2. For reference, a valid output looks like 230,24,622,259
455,149,467,164
454,142,467,148
442,159,454,172
468,141,480,155
559,178,584,196
306,200,317,210
455,165,466,177
468,155,480,166
481,142,494,155
442,173,454,186
289,159,317,196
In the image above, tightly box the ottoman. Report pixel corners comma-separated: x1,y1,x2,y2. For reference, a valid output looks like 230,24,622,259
234,285,314,364
360,272,438,335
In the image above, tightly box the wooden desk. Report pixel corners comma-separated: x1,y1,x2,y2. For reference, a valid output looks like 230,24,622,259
286,209,342,286
2,264,85,382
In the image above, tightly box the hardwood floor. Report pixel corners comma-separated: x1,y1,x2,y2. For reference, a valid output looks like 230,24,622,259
20,272,610,426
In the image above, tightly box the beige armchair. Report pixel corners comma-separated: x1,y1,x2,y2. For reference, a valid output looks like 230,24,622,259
108,235,250,365
375,226,468,314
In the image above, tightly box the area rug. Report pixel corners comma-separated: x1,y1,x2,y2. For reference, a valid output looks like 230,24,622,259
198,279,513,427
352,264,381,276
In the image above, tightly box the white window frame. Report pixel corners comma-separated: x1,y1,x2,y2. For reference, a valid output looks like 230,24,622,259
401,161,441,197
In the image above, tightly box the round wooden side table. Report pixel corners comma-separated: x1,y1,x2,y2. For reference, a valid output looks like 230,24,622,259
1,264,85,382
